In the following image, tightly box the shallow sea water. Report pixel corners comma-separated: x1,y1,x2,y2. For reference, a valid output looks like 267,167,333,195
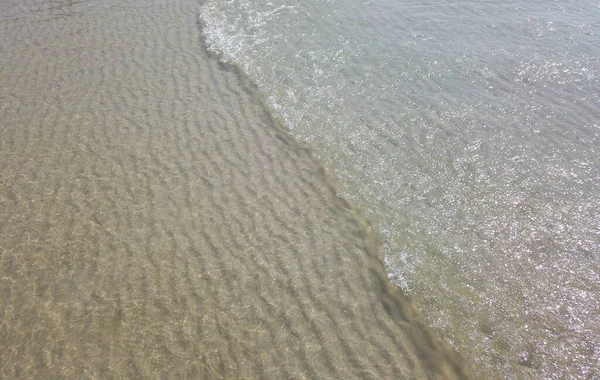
0,0,465,378
199,0,600,378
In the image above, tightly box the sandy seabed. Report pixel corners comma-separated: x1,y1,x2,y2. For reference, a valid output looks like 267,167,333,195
0,0,466,378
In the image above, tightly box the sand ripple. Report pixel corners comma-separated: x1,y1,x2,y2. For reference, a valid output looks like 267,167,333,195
0,0,465,378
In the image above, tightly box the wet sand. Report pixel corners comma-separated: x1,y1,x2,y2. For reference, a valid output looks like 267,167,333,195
0,0,466,378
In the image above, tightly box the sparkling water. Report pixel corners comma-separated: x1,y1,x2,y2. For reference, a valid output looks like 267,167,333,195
199,0,600,377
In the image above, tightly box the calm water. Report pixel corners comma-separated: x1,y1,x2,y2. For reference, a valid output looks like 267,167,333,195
200,0,600,378
2,0,466,378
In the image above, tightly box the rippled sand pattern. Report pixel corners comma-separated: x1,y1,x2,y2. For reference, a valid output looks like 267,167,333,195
0,1,465,378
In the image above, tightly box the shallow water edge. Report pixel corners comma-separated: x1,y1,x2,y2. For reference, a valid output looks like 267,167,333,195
1,0,467,378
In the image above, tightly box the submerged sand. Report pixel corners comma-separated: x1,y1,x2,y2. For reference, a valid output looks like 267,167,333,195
0,0,465,378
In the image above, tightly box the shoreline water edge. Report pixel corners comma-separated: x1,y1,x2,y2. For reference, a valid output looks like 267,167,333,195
197,0,600,378
0,0,469,378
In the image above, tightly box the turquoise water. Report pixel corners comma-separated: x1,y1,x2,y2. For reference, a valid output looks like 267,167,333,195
199,0,600,378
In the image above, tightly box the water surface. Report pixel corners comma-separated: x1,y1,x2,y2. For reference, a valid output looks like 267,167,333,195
0,0,464,378
200,0,600,378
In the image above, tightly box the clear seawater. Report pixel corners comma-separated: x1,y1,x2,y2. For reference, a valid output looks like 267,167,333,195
199,0,600,378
